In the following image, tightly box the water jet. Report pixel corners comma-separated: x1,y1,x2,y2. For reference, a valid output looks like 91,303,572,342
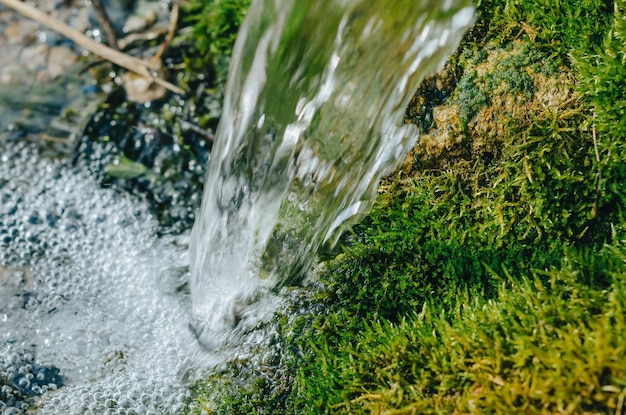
189,0,474,349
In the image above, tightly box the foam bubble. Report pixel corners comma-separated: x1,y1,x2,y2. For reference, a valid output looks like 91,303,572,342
0,145,206,414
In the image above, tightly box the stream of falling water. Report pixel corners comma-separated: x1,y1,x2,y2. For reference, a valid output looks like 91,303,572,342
0,0,473,413
189,0,474,349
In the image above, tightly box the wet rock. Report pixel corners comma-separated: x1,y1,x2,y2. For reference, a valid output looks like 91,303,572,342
121,71,166,103
414,104,463,159
403,41,579,174
405,63,461,132
0,349,64,414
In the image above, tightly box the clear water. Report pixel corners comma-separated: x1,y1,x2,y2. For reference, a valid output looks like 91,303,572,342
0,0,473,413
189,0,474,348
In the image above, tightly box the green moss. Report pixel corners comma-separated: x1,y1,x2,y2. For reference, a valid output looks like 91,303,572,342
473,0,613,65
186,365,294,415
184,0,252,84
577,0,626,222
184,1,626,414
457,70,488,130
293,241,626,414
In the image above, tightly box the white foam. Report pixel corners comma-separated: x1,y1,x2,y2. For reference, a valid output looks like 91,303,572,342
0,145,205,414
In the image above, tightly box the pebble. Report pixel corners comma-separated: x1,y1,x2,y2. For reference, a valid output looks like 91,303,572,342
4,20,39,44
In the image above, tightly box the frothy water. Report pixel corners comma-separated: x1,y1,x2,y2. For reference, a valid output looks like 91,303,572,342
189,0,474,348
0,146,201,414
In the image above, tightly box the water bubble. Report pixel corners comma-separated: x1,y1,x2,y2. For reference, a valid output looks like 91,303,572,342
17,377,31,390
0,146,196,413
17,364,31,375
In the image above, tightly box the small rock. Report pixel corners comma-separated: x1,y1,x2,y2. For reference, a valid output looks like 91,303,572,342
416,104,463,158
4,20,39,44
0,44,22,83
121,71,167,103
123,9,157,34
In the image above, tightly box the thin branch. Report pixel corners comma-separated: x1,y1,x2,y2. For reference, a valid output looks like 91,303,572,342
149,1,179,68
0,0,184,96
179,120,215,142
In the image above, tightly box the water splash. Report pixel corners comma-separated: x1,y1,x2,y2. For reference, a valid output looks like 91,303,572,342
189,0,474,348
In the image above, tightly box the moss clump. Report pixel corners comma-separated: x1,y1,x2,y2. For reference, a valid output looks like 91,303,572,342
185,0,252,86
474,0,613,64
186,362,294,415
294,242,626,414
577,0,626,222
184,1,626,414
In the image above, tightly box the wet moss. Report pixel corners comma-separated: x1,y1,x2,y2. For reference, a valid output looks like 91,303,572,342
293,242,626,414
185,0,252,86
183,1,626,414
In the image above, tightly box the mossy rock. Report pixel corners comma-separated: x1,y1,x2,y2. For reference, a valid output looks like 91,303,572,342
405,40,580,173
184,1,626,414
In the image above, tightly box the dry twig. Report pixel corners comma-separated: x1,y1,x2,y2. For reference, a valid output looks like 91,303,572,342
149,1,179,68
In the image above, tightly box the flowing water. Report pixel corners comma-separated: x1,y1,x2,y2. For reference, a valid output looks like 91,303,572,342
189,0,474,348
0,0,473,413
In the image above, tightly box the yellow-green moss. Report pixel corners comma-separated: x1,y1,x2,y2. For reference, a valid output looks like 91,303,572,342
296,241,626,414
184,1,626,414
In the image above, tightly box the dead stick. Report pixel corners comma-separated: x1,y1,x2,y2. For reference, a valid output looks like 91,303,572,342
149,1,179,67
0,0,185,95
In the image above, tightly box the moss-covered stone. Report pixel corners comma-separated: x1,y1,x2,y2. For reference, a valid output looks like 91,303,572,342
183,1,626,414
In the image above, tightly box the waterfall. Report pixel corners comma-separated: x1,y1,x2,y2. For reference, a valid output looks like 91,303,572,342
189,0,474,348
